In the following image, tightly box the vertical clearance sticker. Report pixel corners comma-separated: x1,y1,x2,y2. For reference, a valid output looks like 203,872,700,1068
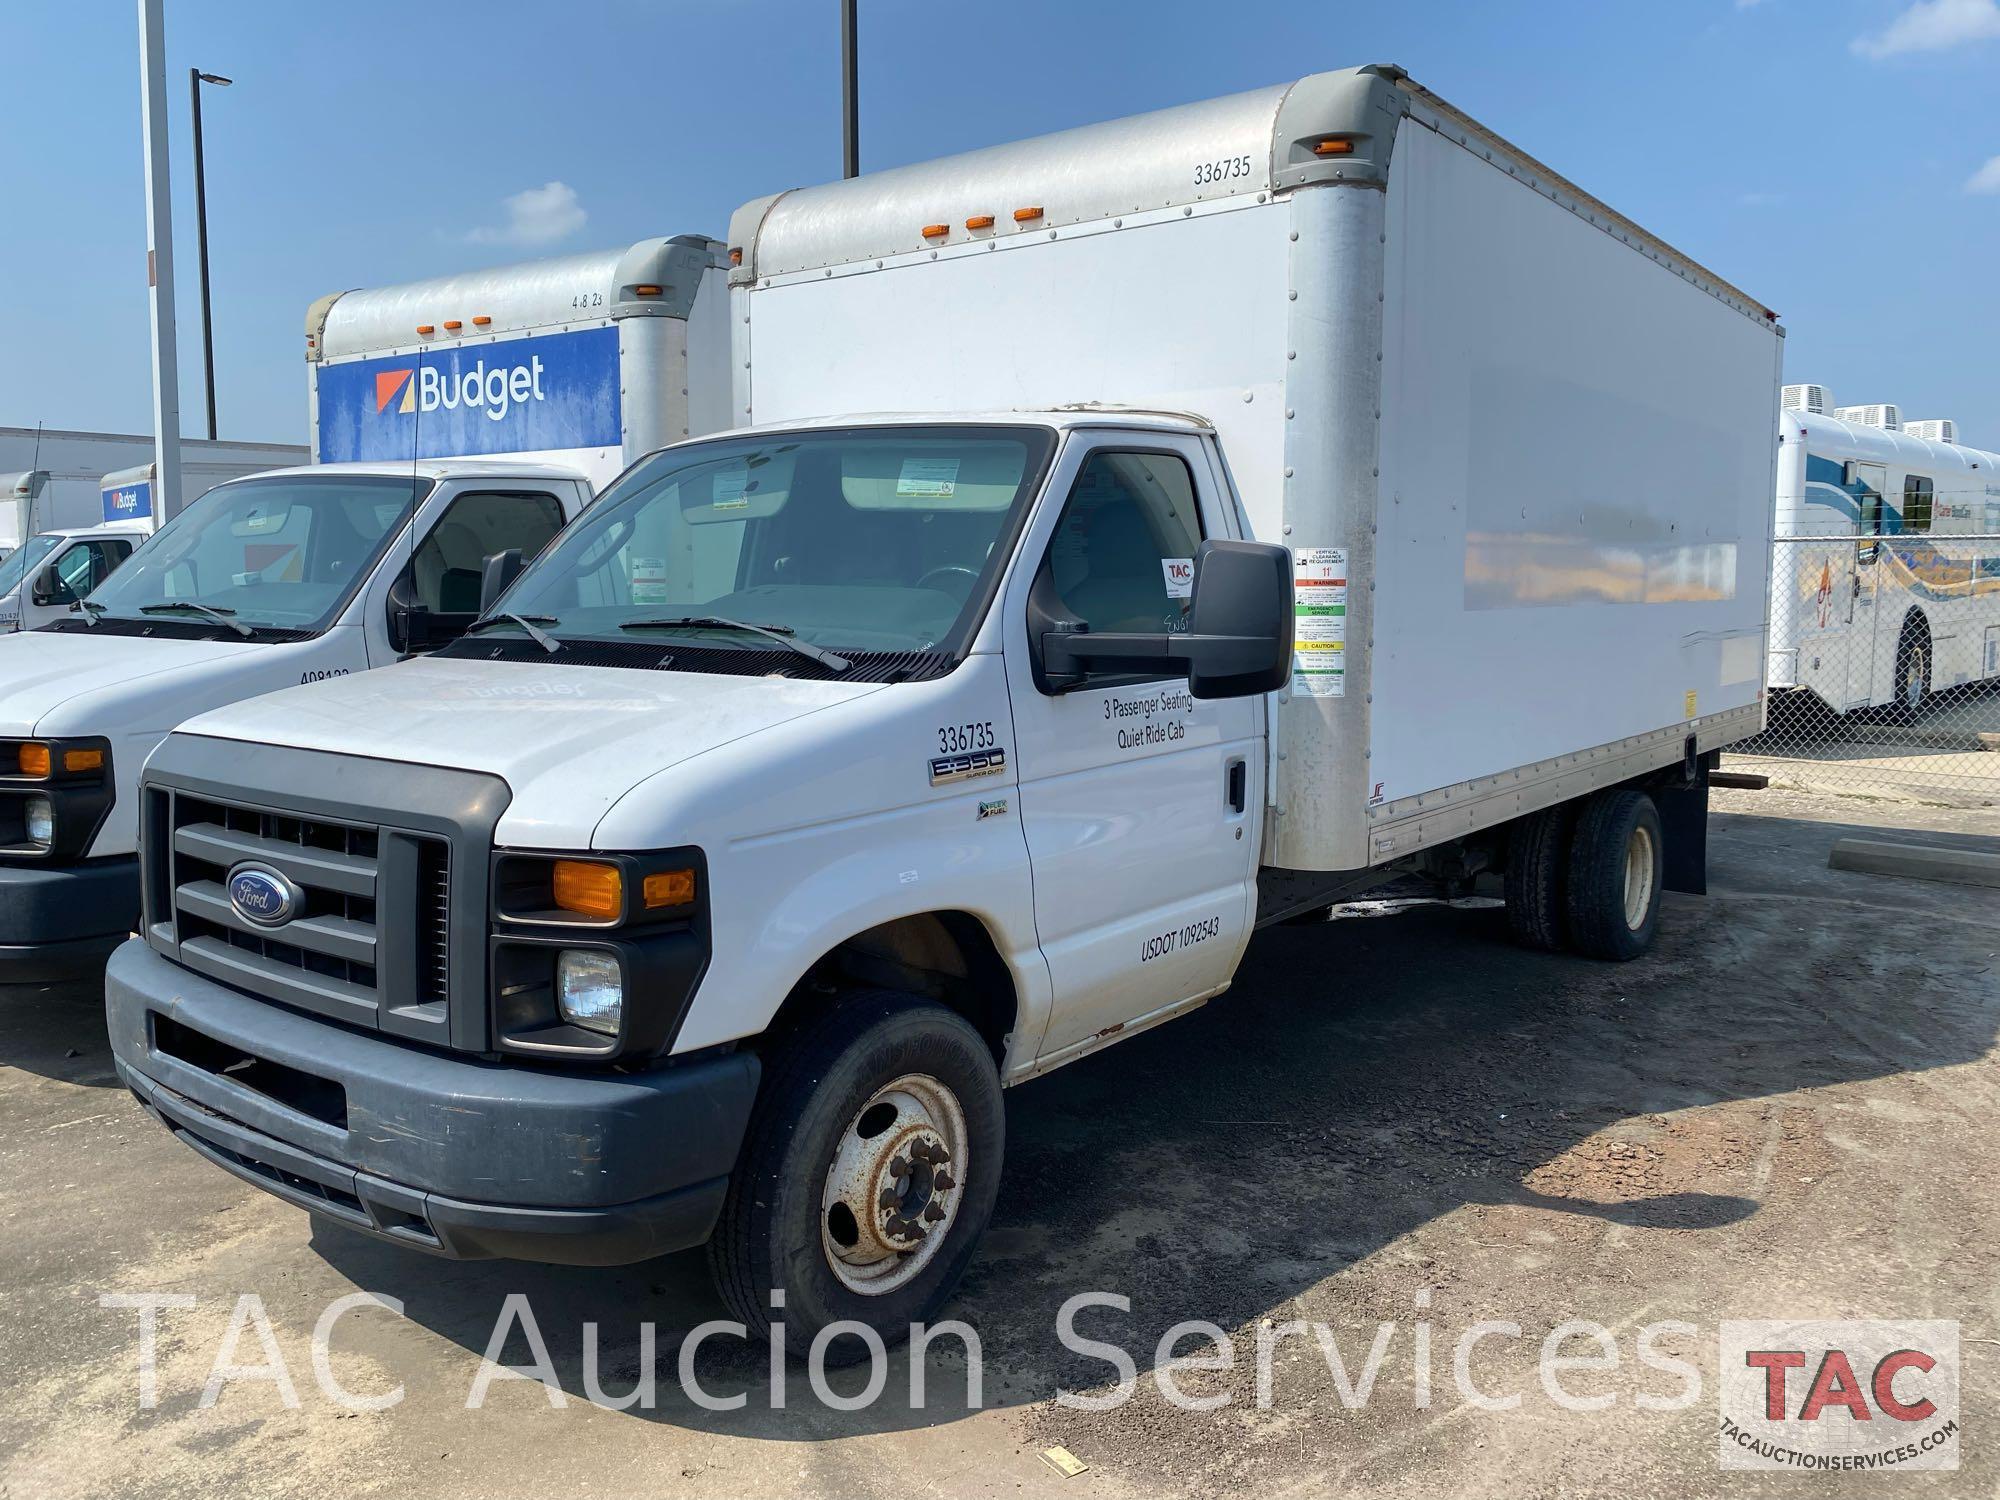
1291,546,1347,698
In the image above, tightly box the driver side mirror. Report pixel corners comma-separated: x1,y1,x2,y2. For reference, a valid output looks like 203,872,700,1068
479,549,526,615
31,564,78,609
1034,539,1294,699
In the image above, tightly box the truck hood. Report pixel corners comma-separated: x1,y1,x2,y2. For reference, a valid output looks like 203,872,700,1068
0,629,265,736
176,655,889,841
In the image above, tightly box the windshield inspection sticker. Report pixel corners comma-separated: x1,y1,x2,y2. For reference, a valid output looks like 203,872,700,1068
630,557,669,605
896,458,961,498
1161,557,1195,599
1291,546,1348,699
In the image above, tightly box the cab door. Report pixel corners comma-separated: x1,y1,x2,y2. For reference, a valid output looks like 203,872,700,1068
1001,433,1261,1063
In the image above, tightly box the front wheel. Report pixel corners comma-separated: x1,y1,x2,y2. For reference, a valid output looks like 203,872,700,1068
708,991,1005,1355
1564,789,1663,961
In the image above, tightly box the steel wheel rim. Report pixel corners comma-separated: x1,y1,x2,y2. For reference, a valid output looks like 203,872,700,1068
1903,648,1926,709
820,1072,967,1296
1623,823,1656,931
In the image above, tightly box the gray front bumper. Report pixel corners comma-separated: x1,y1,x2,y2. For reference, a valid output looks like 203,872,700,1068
106,938,760,1265
0,857,138,984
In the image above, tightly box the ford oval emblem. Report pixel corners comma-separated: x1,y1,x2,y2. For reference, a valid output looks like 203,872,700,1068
227,864,301,928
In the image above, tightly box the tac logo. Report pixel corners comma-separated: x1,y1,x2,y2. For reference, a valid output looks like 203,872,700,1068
370,355,549,425
1718,1320,1959,1472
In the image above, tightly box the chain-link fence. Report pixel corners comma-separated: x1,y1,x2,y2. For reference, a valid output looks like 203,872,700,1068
1727,533,2000,808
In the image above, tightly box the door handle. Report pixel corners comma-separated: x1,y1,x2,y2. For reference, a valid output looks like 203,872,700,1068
1226,757,1247,814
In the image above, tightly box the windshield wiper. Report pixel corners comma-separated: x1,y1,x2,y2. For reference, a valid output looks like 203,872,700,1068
73,600,104,628
619,616,849,673
465,611,562,654
139,601,255,639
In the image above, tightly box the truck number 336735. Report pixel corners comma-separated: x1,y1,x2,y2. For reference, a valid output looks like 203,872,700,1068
938,721,996,755
1193,155,1252,186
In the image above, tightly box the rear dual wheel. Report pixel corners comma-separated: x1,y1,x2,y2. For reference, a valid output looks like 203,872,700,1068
1505,789,1663,962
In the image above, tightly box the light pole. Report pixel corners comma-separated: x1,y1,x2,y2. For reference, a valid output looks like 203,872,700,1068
840,0,858,178
190,69,231,440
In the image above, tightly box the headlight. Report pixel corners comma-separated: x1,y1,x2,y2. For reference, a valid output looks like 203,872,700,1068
24,795,54,847
556,950,623,1035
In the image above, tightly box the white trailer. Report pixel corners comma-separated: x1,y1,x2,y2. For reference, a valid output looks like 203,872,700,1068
306,237,731,492
1770,401,2000,712
110,65,1780,1349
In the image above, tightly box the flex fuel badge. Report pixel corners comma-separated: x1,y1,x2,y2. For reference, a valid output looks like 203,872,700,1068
1291,546,1347,698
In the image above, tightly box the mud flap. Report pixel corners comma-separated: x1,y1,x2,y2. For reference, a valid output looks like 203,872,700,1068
1655,752,1712,896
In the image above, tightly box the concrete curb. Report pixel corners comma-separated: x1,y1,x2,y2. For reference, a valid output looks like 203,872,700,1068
1827,837,2000,889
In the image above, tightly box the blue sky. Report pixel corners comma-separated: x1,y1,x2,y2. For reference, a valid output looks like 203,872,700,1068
2,0,1996,448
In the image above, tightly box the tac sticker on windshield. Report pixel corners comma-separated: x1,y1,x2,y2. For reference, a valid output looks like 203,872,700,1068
1161,558,1194,599
710,471,752,511
896,458,961,498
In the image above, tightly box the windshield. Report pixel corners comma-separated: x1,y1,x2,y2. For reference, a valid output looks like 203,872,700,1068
0,534,64,597
80,474,433,633
494,425,1056,657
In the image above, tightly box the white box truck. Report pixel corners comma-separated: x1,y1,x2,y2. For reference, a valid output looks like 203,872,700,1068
106,66,1781,1348
0,240,734,983
306,236,731,491
1,434,309,631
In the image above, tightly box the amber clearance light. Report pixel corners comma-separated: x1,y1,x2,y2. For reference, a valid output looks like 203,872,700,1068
643,868,697,909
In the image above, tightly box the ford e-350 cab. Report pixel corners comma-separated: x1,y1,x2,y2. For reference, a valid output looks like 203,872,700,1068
108,414,1296,1327
0,461,588,983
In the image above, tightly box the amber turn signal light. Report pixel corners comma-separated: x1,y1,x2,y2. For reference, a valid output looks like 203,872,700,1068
552,860,623,920
63,749,104,773
17,744,51,778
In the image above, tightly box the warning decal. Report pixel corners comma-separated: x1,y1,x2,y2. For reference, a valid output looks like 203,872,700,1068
1291,546,1347,699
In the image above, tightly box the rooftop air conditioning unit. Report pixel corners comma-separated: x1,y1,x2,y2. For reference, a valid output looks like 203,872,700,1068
1782,384,1832,414
1833,404,1900,431
1903,419,1957,444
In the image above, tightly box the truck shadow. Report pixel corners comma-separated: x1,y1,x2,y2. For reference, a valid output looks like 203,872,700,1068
0,976,121,1090
308,804,2000,1436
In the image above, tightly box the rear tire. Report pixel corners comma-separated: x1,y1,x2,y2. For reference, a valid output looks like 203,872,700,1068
1504,803,1572,951
708,990,1004,1358
1564,789,1663,962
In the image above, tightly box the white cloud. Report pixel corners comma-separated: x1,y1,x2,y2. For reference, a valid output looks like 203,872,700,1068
466,181,587,248
1852,0,2000,57
1968,154,2000,192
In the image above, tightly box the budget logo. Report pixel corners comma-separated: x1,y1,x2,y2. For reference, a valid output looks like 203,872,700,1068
375,368,416,415
1718,1320,1959,1472
371,357,549,425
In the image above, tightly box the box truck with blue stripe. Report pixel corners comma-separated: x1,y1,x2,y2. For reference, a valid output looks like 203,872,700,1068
1770,392,2000,714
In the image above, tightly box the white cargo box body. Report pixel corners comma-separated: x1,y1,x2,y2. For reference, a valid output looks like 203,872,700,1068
307,236,731,491
729,65,1782,870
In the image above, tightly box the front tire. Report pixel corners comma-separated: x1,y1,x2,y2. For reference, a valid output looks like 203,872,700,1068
708,991,1004,1355
1564,789,1663,961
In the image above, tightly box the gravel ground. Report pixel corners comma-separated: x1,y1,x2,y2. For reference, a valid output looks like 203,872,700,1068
2,785,1996,1498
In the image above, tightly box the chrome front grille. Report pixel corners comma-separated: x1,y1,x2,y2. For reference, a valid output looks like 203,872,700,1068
154,789,452,1040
